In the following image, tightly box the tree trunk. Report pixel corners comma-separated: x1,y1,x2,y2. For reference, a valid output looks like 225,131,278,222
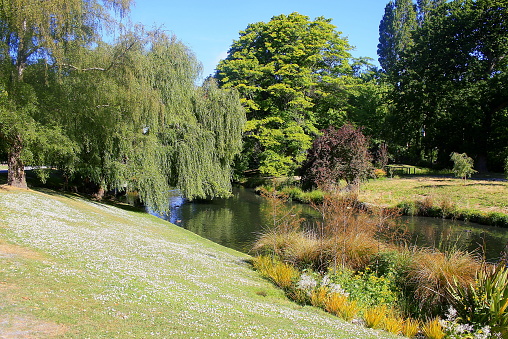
7,135,27,189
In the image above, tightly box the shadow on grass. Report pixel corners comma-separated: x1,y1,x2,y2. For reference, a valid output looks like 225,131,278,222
0,169,147,215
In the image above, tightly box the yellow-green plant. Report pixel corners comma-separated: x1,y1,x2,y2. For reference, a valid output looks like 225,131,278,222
339,300,359,321
310,286,329,308
252,255,299,290
401,318,420,338
324,292,348,316
270,261,300,289
422,317,445,339
363,305,387,329
383,315,404,335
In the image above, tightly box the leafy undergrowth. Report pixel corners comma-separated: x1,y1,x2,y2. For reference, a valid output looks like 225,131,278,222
0,187,397,338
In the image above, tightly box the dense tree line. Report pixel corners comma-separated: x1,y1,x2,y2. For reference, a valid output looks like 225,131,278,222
0,1,245,210
2,0,506,202
379,0,508,171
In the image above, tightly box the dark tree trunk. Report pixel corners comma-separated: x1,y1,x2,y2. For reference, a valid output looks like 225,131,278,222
7,135,27,189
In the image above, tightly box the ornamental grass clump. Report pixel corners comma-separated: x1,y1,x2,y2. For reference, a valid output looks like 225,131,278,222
252,255,300,290
407,248,480,315
422,317,445,339
383,313,404,335
401,318,420,338
363,304,387,329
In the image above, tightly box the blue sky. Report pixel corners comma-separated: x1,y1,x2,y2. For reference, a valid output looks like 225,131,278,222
129,0,387,82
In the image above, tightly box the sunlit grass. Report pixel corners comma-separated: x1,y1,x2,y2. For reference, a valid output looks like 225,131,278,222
0,188,398,338
360,176,508,214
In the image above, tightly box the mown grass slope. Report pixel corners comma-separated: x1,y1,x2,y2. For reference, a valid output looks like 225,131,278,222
360,176,508,214
0,187,397,338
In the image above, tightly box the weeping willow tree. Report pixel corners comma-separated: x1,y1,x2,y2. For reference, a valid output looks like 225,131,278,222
56,30,246,211
0,2,245,211
0,0,132,188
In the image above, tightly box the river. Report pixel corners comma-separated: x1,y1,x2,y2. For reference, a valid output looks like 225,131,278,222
149,187,508,261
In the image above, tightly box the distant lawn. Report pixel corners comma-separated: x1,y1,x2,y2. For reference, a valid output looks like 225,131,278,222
360,175,508,214
0,187,396,339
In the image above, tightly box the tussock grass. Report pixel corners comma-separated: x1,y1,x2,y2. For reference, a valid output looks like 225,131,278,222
422,317,445,339
363,305,388,329
0,188,397,339
401,318,420,338
407,248,481,313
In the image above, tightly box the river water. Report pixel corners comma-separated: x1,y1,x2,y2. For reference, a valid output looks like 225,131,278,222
149,187,508,261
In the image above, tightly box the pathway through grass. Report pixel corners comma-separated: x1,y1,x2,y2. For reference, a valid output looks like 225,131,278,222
0,187,397,338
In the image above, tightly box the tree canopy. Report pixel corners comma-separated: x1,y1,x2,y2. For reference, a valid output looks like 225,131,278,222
215,12,362,177
380,0,508,171
0,3,245,211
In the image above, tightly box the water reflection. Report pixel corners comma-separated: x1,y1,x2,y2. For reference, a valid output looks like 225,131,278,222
148,188,508,260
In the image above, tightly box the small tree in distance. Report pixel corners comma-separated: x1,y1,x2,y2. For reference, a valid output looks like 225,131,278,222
300,124,373,191
450,152,476,182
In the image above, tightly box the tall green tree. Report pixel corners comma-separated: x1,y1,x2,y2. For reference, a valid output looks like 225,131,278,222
0,0,131,188
377,0,417,76
215,12,360,177
390,0,508,170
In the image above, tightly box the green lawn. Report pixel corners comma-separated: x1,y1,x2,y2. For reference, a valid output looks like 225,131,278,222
360,176,508,214
0,186,397,338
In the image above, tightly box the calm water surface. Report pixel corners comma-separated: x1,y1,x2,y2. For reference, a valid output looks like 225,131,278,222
149,187,508,261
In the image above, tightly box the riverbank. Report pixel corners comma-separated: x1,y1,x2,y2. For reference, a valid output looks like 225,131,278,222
269,175,508,228
0,186,397,338
360,176,508,227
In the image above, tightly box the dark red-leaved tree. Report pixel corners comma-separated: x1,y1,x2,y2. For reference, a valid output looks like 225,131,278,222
300,124,372,190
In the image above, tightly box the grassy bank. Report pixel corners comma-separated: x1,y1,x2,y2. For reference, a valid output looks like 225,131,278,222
359,176,508,227
0,186,397,338
268,175,508,227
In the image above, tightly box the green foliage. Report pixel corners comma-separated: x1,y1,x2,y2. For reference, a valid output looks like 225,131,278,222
450,152,477,181
0,0,132,188
447,264,508,335
216,12,364,177
386,0,508,169
243,117,311,177
0,0,246,208
328,267,399,308
505,156,508,178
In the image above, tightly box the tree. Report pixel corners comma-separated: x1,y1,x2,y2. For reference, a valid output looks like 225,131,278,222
300,124,373,191
450,152,476,181
388,0,508,170
216,12,360,177
0,0,131,188
0,2,246,211
377,0,417,76
55,31,245,210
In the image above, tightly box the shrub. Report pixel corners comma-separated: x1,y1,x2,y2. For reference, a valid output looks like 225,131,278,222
373,168,387,179
300,124,373,190
328,266,399,308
